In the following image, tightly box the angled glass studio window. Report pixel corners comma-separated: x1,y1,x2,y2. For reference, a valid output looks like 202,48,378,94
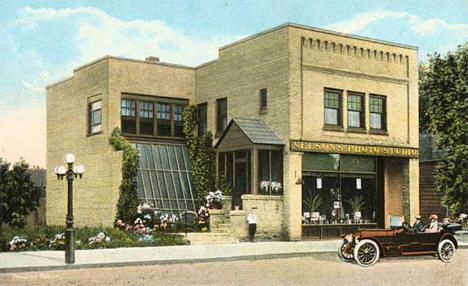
88,100,102,134
324,90,341,126
135,143,198,217
139,101,154,135
157,103,171,136
370,95,386,130
121,100,136,134
347,92,364,128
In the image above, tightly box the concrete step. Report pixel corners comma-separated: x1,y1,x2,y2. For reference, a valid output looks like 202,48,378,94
217,223,232,228
213,228,229,233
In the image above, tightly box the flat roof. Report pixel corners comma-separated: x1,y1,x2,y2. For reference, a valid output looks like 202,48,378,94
220,22,418,51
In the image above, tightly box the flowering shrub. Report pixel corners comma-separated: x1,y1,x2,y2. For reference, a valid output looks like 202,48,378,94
49,233,66,250
260,181,283,194
87,232,111,245
8,236,29,251
205,190,223,209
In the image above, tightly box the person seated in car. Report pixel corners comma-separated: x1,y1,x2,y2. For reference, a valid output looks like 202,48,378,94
412,215,424,232
426,214,440,232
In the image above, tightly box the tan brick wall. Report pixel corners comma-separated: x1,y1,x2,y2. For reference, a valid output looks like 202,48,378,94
46,59,123,227
242,195,284,239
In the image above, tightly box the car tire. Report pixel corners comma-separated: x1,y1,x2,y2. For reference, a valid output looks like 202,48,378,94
437,239,456,263
338,239,353,262
353,239,380,267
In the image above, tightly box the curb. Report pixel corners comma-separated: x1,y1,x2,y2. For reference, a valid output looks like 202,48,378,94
0,250,336,273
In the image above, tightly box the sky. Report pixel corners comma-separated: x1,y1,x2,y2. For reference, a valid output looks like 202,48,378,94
0,0,467,168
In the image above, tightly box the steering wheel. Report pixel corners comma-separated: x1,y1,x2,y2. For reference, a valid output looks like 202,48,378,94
402,222,411,231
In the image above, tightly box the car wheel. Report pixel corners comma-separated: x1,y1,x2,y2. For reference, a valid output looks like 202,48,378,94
338,239,353,262
437,239,456,263
353,239,380,267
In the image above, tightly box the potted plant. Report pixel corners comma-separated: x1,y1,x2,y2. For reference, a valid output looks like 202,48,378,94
345,195,365,223
304,193,323,223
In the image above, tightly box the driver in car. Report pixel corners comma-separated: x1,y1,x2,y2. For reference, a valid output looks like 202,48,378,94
412,215,424,232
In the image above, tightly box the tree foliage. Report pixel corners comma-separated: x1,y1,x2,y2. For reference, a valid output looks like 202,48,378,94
110,128,139,224
419,43,468,214
182,105,215,202
0,158,42,228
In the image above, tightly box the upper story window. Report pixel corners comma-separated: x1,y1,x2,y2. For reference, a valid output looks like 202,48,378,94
88,100,102,135
260,88,267,111
121,99,136,134
157,103,171,136
121,95,187,138
324,89,342,126
347,92,365,128
197,103,207,136
370,95,386,130
217,98,228,134
174,104,185,137
139,101,154,135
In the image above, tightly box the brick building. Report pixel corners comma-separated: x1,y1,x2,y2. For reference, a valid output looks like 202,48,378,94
46,23,419,240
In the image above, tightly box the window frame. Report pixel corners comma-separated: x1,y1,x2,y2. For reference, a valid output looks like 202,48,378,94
120,93,188,140
197,103,208,137
121,99,137,135
216,97,228,135
323,88,343,128
88,100,102,135
347,91,365,129
369,94,387,131
259,88,268,112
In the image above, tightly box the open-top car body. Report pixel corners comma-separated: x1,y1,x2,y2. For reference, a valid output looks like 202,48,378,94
338,223,461,267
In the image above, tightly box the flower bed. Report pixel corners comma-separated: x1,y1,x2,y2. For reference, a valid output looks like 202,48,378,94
0,225,188,252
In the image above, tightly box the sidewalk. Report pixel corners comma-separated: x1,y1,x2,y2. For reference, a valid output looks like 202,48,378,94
1,235,466,273
0,240,340,273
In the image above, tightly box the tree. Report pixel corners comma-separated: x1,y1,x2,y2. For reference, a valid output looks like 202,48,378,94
418,63,431,132
419,43,468,214
0,158,42,228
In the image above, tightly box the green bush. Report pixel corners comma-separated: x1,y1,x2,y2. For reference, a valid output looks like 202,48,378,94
0,225,188,252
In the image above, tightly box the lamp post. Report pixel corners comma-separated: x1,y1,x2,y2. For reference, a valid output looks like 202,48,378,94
54,153,85,264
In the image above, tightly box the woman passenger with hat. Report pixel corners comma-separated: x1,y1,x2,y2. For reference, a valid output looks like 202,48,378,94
426,214,440,232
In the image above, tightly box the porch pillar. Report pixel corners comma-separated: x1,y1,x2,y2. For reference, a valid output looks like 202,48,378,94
251,146,258,195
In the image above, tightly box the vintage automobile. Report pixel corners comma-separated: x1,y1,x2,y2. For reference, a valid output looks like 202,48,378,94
338,222,461,267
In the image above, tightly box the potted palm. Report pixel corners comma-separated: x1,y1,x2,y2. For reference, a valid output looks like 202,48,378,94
304,193,323,223
345,195,365,223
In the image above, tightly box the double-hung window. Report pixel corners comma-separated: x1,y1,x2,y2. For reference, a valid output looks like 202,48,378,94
369,95,386,130
157,103,171,136
197,103,207,136
347,92,365,128
121,99,136,134
173,104,184,137
88,100,102,135
216,98,228,134
324,89,342,126
139,101,154,135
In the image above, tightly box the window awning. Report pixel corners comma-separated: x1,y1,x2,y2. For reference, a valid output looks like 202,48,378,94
134,143,198,216
215,118,284,152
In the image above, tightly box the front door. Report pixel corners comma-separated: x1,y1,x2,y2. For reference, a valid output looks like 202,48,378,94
234,161,247,209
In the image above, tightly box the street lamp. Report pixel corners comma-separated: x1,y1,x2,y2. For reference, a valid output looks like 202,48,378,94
54,153,85,264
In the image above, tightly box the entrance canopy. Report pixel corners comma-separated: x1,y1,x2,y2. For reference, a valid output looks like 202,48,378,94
215,118,284,202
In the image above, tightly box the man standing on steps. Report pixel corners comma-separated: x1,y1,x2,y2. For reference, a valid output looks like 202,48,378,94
247,207,258,242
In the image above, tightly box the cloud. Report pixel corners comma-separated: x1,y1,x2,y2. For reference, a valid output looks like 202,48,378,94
21,81,44,96
328,11,468,37
16,6,244,66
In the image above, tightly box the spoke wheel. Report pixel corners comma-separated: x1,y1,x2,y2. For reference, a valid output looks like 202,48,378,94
353,239,380,267
437,239,456,263
338,239,353,262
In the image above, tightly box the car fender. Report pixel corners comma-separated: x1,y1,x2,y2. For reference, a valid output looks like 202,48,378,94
440,233,458,249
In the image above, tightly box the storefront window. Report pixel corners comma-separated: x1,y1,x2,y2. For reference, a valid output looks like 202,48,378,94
302,153,377,225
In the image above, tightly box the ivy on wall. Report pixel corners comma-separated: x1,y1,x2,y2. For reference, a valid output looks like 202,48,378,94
110,128,139,224
182,105,215,201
